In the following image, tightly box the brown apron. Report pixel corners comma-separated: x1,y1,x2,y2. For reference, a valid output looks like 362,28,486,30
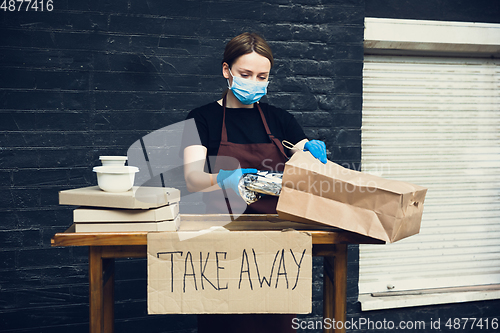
198,97,296,333
204,96,288,215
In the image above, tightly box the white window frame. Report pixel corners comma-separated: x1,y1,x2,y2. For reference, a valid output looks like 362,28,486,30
359,17,500,311
364,18,500,56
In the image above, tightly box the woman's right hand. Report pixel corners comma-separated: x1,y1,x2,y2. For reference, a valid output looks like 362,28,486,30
217,168,257,196
304,140,327,164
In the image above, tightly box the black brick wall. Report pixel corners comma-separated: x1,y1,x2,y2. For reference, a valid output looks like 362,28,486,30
0,1,364,332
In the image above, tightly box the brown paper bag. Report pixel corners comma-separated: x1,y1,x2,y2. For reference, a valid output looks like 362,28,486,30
276,152,427,243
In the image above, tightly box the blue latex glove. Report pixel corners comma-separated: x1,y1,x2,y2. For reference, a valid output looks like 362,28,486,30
217,168,257,196
304,140,327,164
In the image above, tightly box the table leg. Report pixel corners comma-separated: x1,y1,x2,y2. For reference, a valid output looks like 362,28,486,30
323,258,335,333
89,246,115,333
103,258,115,333
323,244,348,333
89,246,104,333
333,244,347,332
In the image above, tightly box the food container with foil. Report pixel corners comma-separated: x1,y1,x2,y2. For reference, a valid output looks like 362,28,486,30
238,171,283,205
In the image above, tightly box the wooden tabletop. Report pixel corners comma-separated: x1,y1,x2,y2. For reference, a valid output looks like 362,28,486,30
51,214,385,247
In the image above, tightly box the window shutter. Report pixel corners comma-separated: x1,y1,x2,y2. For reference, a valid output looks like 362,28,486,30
359,55,500,295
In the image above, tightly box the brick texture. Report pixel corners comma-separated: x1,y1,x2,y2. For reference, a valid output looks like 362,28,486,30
0,0,364,331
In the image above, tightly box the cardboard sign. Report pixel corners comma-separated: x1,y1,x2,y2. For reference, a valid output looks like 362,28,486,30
277,152,427,243
147,230,312,314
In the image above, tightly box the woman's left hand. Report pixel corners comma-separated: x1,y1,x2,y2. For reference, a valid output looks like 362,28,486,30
304,140,327,164
217,168,258,196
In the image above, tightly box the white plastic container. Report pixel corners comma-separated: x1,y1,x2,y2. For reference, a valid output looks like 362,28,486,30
93,166,139,192
99,156,128,166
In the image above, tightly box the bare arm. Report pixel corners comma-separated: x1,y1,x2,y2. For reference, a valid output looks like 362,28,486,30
183,145,220,193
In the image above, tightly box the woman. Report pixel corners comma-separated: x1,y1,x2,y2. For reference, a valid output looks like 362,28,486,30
184,32,327,216
183,32,327,333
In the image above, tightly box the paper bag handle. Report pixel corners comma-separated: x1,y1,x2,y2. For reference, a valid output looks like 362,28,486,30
282,140,296,150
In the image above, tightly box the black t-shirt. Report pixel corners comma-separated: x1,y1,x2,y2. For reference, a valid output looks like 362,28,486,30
184,101,307,157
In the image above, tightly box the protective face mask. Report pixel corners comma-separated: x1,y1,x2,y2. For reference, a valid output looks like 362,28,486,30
227,69,269,105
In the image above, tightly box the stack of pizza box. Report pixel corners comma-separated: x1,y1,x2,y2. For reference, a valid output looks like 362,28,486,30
59,186,181,232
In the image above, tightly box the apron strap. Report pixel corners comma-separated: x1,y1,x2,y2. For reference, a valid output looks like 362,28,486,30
221,96,288,160
256,103,289,160
221,95,229,143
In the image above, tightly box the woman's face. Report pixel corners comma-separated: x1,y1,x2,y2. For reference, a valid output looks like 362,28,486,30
223,51,271,84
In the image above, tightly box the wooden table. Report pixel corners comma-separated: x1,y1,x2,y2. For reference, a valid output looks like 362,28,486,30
51,214,383,333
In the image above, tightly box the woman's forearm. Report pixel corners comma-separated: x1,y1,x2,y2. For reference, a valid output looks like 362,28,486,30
185,170,220,193
184,145,221,193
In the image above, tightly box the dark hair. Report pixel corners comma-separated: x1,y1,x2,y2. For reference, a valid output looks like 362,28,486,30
222,32,274,68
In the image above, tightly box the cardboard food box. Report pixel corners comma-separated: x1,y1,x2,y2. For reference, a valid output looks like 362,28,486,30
73,203,179,222
147,230,312,314
277,152,427,243
74,215,181,232
59,186,180,209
